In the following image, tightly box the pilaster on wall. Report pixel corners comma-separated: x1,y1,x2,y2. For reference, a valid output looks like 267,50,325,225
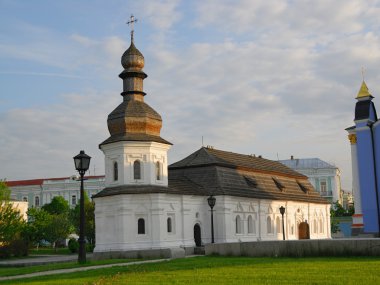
355,124,379,233
347,132,364,235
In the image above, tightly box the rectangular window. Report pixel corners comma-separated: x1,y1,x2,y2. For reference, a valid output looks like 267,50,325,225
72,195,77,205
35,196,40,207
320,181,327,193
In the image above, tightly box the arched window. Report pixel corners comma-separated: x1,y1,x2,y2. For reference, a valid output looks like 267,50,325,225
236,215,242,234
319,218,324,233
113,162,118,181
276,216,282,234
267,216,272,234
34,196,40,207
167,217,172,233
138,218,145,234
134,160,141,180
252,213,257,234
247,215,253,234
156,162,161,180
313,219,317,234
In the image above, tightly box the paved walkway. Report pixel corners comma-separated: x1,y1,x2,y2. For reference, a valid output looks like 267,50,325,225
0,254,88,267
0,258,172,281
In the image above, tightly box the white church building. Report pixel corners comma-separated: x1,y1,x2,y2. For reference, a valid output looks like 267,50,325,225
93,28,331,259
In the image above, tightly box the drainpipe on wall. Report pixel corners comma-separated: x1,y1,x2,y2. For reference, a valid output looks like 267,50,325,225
368,122,380,237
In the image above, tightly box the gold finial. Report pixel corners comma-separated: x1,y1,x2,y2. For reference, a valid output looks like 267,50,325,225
356,80,371,99
127,14,138,43
356,67,372,99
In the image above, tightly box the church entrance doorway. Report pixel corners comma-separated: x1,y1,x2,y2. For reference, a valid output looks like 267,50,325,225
298,221,310,239
194,224,202,246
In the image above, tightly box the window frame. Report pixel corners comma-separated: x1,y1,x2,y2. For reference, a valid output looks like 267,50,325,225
167,217,172,233
134,160,142,180
156,161,161,181
113,161,118,181
34,196,40,207
71,195,77,206
235,215,242,234
267,216,272,234
137,218,145,235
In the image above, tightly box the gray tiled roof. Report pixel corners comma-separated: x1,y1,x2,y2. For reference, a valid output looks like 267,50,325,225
170,147,305,178
99,133,172,147
94,147,328,204
279,158,336,170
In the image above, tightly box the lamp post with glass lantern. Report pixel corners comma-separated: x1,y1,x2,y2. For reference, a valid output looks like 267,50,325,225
207,195,216,243
73,150,91,263
279,206,286,240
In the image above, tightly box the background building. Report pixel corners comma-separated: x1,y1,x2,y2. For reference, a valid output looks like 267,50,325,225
6,176,104,208
279,157,342,204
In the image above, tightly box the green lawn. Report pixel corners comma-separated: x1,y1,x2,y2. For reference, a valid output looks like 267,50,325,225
1,256,380,285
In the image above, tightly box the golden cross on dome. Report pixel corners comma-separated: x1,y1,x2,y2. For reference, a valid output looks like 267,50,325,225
127,14,138,43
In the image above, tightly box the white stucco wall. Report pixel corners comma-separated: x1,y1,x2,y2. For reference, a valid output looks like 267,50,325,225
94,193,331,253
101,141,171,188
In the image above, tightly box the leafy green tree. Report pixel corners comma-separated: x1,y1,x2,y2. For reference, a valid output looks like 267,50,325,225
331,201,354,217
27,197,73,251
0,181,11,201
42,196,70,215
330,206,340,234
0,181,26,256
25,207,51,247
70,193,95,245
44,213,72,251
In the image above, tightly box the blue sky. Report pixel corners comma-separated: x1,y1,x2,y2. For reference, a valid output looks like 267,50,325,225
2,0,380,190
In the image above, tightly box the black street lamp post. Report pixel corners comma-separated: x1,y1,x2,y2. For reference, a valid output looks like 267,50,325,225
279,206,286,241
73,150,91,263
207,195,216,243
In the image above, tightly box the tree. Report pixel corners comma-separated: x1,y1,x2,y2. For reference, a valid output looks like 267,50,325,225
70,193,95,246
44,214,72,250
25,207,51,247
0,181,26,257
0,181,11,201
27,197,73,251
0,201,25,244
331,201,354,217
42,196,70,215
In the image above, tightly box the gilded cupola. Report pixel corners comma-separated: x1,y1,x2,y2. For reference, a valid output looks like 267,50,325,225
100,23,171,147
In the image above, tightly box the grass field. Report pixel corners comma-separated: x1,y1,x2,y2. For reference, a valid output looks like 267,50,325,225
1,256,380,285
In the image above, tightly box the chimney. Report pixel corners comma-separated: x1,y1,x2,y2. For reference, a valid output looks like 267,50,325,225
291,155,294,160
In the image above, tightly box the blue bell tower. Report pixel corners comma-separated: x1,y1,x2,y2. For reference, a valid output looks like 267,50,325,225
347,81,380,235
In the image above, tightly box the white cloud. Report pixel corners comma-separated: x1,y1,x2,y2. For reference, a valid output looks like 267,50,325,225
0,91,118,180
4,0,380,191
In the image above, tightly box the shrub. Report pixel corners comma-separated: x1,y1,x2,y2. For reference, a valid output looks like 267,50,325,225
10,239,28,257
0,245,11,259
86,243,95,253
68,238,79,253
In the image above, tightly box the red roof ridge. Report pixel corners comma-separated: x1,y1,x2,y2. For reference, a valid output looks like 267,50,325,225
6,175,105,187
